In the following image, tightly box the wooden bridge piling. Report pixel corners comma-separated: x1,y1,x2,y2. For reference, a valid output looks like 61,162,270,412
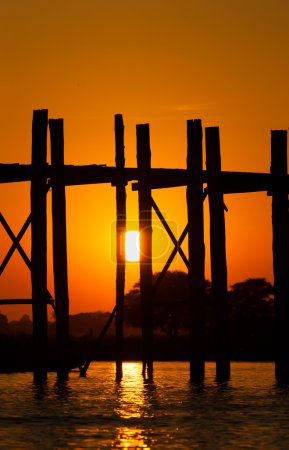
186,119,206,382
271,130,289,383
115,114,126,380
31,109,48,382
205,127,230,381
3,108,289,383
50,118,70,379
137,124,153,378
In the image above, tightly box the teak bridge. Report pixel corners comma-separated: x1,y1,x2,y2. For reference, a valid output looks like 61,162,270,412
1,109,289,383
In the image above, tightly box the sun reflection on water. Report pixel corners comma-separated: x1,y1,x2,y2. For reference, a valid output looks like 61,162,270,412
112,427,151,449
114,362,157,419
112,362,157,448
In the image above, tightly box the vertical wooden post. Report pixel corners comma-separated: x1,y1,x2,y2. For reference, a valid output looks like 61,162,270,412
115,114,126,380
50,118,70,379
31,109,48,382
205,127,230,381
186,119,206,382
137,124,153,378
271,130,289,382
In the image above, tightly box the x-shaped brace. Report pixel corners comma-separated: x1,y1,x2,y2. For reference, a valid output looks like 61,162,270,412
151,188,208,296
0,212,54,304
0,212,31,275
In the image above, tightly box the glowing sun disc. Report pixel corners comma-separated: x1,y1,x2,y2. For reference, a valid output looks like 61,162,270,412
125,231,140,262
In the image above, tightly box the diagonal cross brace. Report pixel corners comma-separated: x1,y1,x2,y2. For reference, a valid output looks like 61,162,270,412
0,212,31,274
0,212,54,303
152,188,208,297
151,196,189,267
152,222,189,296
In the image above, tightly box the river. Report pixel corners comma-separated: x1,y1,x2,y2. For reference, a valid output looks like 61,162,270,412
0,362,289,449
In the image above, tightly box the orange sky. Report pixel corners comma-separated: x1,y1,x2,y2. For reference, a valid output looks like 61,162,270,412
1,0,289,320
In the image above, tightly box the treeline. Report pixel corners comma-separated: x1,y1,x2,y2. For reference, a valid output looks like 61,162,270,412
124,272,274,334
0,272,276,361
123,271,275,359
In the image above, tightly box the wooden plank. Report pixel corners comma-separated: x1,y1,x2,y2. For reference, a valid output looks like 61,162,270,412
0,299,54,306
206,127,230,381
1,162,285,194
186,119,206,382
271,130,289,382
70,167,278,193
132,170,273,192
50,118,70,379
31,109,48,382
0,164,32,183
137,124,153,378
115,114,126,379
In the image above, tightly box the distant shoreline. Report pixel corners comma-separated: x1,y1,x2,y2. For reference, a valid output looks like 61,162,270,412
0,333,275,373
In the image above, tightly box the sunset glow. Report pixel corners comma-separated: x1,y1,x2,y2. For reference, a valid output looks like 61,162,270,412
1,2,289,448
1,1,289,320
125,231,140,262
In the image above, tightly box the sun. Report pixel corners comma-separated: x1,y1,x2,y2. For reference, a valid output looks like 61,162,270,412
125,231,140,262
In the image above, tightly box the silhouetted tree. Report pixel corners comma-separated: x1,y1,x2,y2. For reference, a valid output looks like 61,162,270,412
124,271,211,336
20,314,31,323
229,278,274,320
230,278,273,302
228,278,274,357
125,273,275,352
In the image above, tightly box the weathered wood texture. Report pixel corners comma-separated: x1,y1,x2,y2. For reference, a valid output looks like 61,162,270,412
186,119,206,381
50,118,70,379
206,127,230,381
271,130,289,383
137,124,153,378
115,114,126,379
31,109,48,381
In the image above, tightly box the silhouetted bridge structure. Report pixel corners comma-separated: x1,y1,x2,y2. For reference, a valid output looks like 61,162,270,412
1,109,289,383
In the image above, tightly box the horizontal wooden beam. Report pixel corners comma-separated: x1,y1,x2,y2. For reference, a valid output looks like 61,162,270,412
0,163,283,194
131,171,273,193
58,166,189,187
0,164,33,183
0,299,54,306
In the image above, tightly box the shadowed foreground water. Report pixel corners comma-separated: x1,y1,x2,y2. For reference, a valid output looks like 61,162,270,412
0,362,289,449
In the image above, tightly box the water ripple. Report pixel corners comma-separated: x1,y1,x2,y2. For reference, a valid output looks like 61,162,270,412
0,362,289,448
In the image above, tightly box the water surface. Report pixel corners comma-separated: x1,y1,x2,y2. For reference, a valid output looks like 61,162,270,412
0,362,289,449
